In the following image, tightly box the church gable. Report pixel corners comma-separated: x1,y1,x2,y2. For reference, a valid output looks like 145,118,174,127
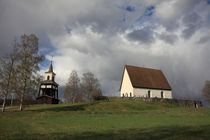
120,67,134,97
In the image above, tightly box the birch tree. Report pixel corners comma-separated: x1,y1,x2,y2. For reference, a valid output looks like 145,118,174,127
0,41,17,112
64,70,80,104
15,34,44,111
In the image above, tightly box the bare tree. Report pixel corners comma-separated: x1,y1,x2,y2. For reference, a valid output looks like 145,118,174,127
15,34,44,111
74,93,85,103
80,72,101,100
64,70,80,104
0,41,17,112
90,90,102,100
202,81,210,104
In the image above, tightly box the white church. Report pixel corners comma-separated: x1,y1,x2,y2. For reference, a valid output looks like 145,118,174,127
120,65,172,99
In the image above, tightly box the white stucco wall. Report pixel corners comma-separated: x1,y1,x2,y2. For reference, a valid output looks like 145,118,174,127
120,68,133,97
133,88,172,99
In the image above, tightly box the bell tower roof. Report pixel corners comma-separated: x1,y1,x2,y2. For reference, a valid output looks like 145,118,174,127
48,62,53,72
45,61,55,75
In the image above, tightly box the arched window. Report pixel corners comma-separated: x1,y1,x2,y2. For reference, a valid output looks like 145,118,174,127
148,90,151,98
52,76,54,81
47,76,50,80
161,91,163,98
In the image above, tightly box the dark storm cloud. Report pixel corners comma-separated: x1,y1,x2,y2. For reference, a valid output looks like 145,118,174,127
154,0,200,32
158,33,178,44
197,36,209,44
182,24,199,39
182,12,201,25
182,12,202,39
127,27,155,44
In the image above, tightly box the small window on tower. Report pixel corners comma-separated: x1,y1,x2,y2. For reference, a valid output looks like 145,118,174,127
47,76,50,80
52,76,54,81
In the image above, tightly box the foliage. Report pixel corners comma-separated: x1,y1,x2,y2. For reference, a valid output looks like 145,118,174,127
0,99,210,140
0,34,44,111
202,81,210,104
74,93,86,103
64,71,102,103
64,70,80,104
14,34,44,111
0,40,17,112
80,72,101,100
90,90,102,100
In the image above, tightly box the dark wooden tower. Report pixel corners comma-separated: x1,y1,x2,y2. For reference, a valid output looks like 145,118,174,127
36,62,59,104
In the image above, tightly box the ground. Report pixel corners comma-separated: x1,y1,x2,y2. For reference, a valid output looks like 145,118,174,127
0,99,210,140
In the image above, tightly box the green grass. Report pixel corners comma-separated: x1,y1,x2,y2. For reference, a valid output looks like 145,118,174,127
0,99,210,140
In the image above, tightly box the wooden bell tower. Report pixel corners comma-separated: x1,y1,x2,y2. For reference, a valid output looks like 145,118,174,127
36,62,59,104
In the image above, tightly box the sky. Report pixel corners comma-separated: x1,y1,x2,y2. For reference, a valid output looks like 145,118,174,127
0,0,210,104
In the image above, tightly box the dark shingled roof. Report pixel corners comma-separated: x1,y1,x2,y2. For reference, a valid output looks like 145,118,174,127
123,65,171,90
48,63,53,72
41,80,59,86
45,62,55,74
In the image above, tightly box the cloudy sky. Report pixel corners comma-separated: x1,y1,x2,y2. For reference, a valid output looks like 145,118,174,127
1,0,210,103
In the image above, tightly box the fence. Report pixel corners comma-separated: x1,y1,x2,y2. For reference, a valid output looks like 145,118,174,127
108,96,202,108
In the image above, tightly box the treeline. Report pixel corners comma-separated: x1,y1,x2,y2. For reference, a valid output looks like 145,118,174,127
63,70,102,104
0,34,44,112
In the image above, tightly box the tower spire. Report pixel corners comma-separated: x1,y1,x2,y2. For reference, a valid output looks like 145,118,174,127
48,61,53,73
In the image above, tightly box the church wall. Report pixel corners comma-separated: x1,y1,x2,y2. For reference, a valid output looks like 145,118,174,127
133,88,172,99
120,68,134,97
45,73,55,81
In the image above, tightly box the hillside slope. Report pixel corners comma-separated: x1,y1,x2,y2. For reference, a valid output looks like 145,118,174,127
1,99,210,140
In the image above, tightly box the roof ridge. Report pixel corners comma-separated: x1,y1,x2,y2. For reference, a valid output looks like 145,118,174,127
125,65,161,71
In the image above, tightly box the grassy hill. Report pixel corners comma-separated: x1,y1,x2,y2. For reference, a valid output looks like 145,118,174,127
1,99,210,140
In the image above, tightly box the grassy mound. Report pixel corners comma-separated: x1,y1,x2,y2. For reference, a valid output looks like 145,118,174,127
1,99,210,140
25,99,177,112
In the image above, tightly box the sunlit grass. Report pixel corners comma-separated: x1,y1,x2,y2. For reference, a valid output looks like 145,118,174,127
0,99,210,140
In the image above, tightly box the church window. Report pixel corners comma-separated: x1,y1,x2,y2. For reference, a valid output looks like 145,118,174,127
148,90,151,98
47,76,50,80
161,91,163,98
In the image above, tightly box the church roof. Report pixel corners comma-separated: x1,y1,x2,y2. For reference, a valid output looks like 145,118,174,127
41,80,59,86
121,65,171,90
45,62,55,74
48,63,53,72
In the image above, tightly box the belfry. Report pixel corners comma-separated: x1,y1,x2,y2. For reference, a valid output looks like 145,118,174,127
36,62,59,104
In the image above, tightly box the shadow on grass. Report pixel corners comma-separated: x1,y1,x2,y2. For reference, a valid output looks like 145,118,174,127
3,125,210,140
30,101,100,112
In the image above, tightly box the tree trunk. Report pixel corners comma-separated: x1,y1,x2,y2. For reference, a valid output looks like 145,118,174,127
2,96,7,112
19,78,26,111
1,57,15,112
19,93,24,111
